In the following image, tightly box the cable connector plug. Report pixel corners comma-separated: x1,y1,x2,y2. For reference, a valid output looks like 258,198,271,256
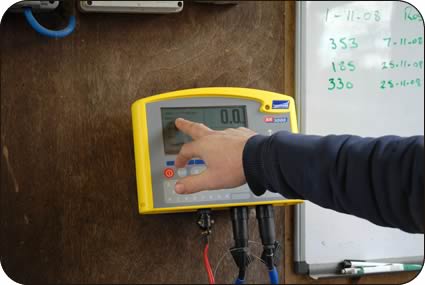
260,241,281,269
256,205,281,270
230,247,253,269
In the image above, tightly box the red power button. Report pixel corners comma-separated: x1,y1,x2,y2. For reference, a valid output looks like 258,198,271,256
164,168,175,178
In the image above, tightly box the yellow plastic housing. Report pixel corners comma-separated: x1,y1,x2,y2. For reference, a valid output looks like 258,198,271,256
131,87,303,214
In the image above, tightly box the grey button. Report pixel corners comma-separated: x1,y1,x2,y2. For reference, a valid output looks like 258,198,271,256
177,168,188,177
163,181,172,190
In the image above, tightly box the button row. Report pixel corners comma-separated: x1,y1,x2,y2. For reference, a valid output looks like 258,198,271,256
163,166,207,179
165,159,205,167
162,181,281,204
163,181,245,203
164,191,281,204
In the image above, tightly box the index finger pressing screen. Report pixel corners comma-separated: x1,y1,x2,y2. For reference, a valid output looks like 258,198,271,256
175,118,212,139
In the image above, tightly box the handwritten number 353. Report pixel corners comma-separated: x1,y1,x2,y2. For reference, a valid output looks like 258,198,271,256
330,37,359,49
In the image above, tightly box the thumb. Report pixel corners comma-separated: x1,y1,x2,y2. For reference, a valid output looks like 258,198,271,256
175,171,211,194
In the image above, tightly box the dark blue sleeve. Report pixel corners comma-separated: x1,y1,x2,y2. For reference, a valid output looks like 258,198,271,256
242,132,424,234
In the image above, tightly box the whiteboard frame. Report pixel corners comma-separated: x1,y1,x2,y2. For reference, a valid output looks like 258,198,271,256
294,1,424,278
294,0,308,275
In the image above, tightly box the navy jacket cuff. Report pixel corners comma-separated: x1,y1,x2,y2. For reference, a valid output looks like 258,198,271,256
242,135,269,196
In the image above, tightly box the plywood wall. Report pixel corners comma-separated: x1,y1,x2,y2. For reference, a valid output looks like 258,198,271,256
1,1,287,284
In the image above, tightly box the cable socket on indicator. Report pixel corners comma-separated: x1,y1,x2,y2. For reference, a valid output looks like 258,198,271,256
197,209,214,236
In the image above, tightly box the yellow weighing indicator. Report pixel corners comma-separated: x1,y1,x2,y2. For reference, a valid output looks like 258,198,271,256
131,87,303,214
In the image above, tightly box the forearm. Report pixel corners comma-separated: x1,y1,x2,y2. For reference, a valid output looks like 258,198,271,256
243,132,424,233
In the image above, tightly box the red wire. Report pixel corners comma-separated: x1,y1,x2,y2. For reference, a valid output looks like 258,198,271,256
203,243,215,284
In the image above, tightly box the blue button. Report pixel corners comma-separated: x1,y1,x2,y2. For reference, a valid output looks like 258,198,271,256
166,161,175,166
188,160,196,165
195,159,205,165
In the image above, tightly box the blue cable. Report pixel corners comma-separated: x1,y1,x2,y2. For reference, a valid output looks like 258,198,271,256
268,267,279,284
234,277,245,284
23,7,76,38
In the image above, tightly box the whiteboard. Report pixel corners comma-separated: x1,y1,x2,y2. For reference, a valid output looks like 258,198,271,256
295,1,424,278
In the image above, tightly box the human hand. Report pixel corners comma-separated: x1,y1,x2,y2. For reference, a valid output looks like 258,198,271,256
174,118,257,194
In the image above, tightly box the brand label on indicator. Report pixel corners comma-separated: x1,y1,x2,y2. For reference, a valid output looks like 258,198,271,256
274,117,288,123
272,100,290,109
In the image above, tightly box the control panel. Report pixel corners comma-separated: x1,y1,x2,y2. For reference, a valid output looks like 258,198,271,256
132,87,303,214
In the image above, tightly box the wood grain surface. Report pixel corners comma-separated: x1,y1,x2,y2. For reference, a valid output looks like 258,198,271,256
0,1,419,284
1,1,286,284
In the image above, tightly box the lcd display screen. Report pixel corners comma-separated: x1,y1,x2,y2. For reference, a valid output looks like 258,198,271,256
161,106,247,154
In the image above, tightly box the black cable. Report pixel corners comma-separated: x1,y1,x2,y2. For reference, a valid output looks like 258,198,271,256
230,207,252,284
231,207,249,248
256,205,281,284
